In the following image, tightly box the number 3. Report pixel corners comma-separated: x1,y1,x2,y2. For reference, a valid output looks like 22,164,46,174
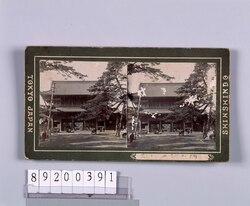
87,172,92,181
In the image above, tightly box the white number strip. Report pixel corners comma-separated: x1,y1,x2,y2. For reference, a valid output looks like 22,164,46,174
27,170,117,194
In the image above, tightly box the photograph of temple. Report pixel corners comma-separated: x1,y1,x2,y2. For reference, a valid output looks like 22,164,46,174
41,81,118,133
127,62,217,150
39,60,127,149
131,82,184,133
39,60,217,151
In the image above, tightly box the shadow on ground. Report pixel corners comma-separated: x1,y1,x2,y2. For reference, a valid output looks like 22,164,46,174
39,131,216,151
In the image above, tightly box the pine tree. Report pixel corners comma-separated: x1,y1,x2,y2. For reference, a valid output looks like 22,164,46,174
80,62,127,136
40,60,87,138
82,61,173,136
40,60,87,79
167,62,216,139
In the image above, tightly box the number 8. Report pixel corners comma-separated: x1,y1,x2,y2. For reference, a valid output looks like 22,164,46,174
31,173,37,182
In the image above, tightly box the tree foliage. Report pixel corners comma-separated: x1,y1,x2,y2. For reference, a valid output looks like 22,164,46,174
167,62,216,138
127,62,174,80
40,60,87,79
176,62,215,113
81,62,127,122
82,61,173,134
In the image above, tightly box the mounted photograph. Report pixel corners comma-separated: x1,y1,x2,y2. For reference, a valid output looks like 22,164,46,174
25,47,229,161
39,60,128,150
127,62,217,151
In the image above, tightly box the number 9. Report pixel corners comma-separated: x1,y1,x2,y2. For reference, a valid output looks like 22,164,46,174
43,172,48,181
98,172,103,181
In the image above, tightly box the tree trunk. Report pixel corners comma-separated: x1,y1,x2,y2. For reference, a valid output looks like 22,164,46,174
104,121,106,131
204,94,213,139
204,115,212,140
135,96,141,138
183,121,185,132
117,103,125,138
203,115,208,139
115,118,119,136
95,118,98,132
46,82,55,139
191,121,193,133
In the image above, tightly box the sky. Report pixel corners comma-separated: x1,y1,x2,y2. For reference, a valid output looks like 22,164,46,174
40,61,108,91
128,62,195,93
40,61,217,108
40,61,198,92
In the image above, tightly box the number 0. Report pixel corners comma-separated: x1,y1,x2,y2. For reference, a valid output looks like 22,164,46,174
75,172,81,181
64,172,69,181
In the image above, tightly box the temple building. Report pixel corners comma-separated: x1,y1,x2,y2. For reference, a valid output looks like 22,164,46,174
131,82,196,133
40,81,118,132
40,81,202,134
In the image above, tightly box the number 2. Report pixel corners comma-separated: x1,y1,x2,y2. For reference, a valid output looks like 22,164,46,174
54,172,59,182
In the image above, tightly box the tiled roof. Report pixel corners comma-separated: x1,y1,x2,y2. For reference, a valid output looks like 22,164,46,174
53,107,86,112
138,83,183,97
41,81,183,98
43,81,97,96
140,108,173,114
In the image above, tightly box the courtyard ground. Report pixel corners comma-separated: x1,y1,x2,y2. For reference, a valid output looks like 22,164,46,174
39,131,216,151
39,131,126,149
128,132,216,151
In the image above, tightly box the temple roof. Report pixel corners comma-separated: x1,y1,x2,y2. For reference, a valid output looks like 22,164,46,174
140,108,173,114
52,107,86,112
138,83,183,97
41,81,183,100
41,81,97,97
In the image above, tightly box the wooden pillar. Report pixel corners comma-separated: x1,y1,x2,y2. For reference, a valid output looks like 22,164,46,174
51,117,54,131
203,118,206,137
139,120,141,133
95,118,98,131
171,121,173,132
104,120,106,131
60,119,62,132
147,119,150,133
60,118,62,132
83,120,86,130
71,118,74,130
115,118,118,136
47,82,55,138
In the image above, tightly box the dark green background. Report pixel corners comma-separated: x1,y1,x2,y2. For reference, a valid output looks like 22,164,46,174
25,47,229,162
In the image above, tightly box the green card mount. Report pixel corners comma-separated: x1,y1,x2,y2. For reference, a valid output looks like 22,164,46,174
25,47,230,162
